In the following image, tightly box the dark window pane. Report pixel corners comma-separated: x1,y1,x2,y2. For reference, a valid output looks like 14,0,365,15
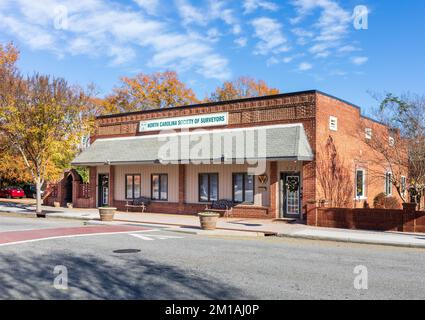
152,175,159,200
233,174,243,203
210,174,218,201
245,174,254,203
134,175,141,198
126,175,133,199
199,174,209,202
356,170,364,197
160,174,168,200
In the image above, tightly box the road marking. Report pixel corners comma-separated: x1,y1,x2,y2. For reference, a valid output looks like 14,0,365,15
129,233,184,241
0,226,158,247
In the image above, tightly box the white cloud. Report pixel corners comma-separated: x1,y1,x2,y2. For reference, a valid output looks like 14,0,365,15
338,45,360,53
234,37,247,47
251,17,289,55
351,56,368,65
0,0,231,80
298,62,312,71
243,0,279,14
283,56,294,63
291,0,353,56
266,56,279,66
176,0,207,26
134,0,159,15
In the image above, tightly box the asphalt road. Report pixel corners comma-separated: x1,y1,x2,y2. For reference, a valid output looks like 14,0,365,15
0,216,425,300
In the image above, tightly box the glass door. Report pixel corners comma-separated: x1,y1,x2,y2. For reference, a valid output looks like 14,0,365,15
281,172,301,217
98,174,109,207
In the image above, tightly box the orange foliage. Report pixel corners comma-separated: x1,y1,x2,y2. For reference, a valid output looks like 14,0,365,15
0,42,19,70
104,71,199,113
208,76,280,102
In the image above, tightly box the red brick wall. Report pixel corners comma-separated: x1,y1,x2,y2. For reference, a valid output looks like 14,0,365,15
315,93,408,208
307,203,425,233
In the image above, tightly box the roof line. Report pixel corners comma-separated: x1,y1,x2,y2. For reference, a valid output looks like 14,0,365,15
97,90,320,120
96,89,383,125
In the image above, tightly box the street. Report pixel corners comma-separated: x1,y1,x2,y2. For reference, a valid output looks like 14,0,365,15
0,216,425,300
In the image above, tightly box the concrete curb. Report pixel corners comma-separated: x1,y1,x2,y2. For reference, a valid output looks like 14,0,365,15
86,220,266,237
2,209,425,248
277,233,425,249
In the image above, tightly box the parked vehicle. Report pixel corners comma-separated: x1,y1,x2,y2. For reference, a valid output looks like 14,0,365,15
22,184,44,199
0,187,25,199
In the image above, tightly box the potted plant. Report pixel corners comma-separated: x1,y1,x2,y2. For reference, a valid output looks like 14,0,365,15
198,212,220,230
99,206,117,221
53,201,60,208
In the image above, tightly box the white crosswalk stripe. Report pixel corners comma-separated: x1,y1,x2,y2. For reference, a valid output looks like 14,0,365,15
129,233,184,241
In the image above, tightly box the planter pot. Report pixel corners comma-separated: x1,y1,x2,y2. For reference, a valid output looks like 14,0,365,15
99,207,117,221
53,201,60,208
66,203,73,209
198,212,220,230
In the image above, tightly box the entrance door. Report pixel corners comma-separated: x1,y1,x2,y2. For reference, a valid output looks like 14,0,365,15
98,174,109,207
280,172,301,218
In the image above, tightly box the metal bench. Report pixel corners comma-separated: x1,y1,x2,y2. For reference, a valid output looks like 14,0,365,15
205,199,235,218
125,197,151,213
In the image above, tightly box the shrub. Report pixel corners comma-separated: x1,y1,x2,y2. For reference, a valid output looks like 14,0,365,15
373,192,400,209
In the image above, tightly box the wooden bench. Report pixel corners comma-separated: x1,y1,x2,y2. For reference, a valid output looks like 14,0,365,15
205,199,235,218
125,197,151,213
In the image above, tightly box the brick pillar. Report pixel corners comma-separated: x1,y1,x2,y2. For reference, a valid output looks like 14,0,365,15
89,167,97,208
178,164,186,214
306,202,318,226
402,203,417,233
109,165,115,207
269,161,278,218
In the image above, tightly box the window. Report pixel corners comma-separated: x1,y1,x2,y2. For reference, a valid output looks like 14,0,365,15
356,169,366,198
385,172,392,195
365,128,372,139
389,136,395,147
125,174,141,199
329,116,338,131
151,174,168,200
401,176,407,194
199,173,219,202
232,173,255,203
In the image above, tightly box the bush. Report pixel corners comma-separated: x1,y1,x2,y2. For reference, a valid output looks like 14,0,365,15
373,192,400,209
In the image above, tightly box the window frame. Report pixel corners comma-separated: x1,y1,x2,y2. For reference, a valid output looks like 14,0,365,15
329,116,338,131
365,128,372,140
151,173,168,201
125,174,141,200
355,169,366,199
232,172,255,204
198,173,219,203
385,172,393,196
401,176,407,194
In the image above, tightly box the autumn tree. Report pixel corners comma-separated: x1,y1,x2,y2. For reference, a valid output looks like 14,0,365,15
104,71,199,113
0,57,90,215
208,76,280,102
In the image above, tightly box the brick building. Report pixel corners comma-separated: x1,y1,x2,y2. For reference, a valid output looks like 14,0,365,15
46,90,407,219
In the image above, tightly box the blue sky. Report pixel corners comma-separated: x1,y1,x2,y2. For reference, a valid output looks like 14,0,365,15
0,0,424,117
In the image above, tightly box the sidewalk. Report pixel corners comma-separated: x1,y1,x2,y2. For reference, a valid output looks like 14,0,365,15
1,201,425,248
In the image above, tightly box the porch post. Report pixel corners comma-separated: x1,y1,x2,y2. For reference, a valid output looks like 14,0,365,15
89,167,97,208
269,161,278,218
178,164,186,214
109,165,115,207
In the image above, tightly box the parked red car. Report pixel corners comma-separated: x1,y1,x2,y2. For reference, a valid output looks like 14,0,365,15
0,187,25,199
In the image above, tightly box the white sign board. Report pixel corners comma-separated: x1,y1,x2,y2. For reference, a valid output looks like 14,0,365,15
139,112,229,132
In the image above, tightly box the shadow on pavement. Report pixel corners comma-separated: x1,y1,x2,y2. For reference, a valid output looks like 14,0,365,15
0,251,251,300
